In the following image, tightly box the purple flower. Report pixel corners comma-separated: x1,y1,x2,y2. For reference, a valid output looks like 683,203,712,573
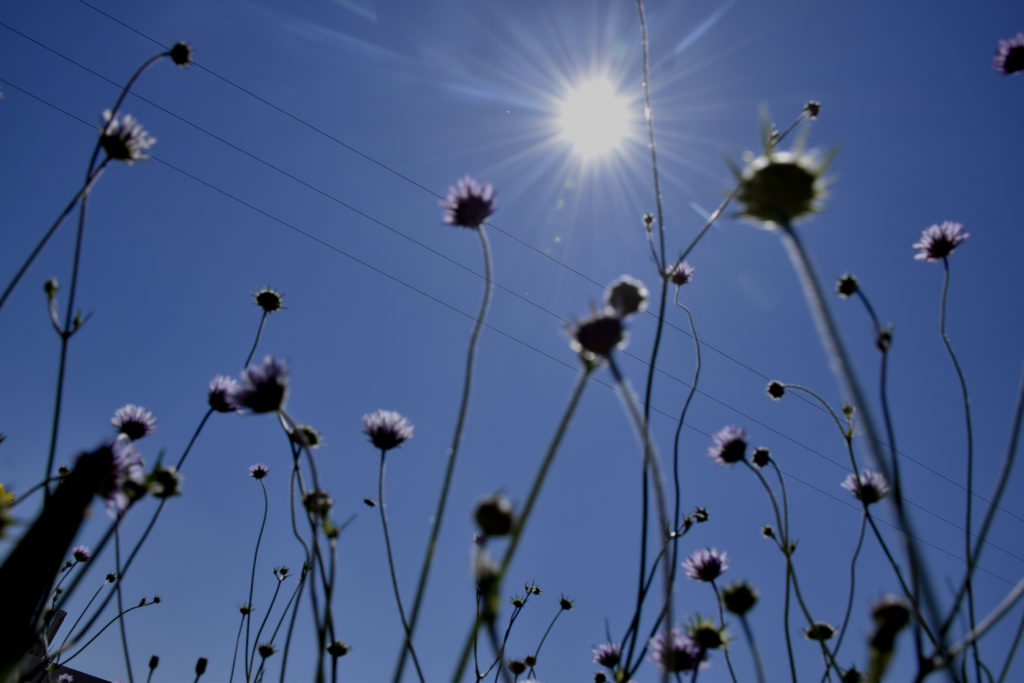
96,439,144,512
100,110,155,163
111,404,156,441
841,470,890,505
441,176,496,229
362,410,414,451
708,426,747,465
649,628,705,673
72,545,92,562
668,261,695,286
683,547,729,582
592,642,622,668
233,356,289,413
57,674,73,683
248,463,269,480
208,375,241,413
913,221,969,262
994,33,1024,75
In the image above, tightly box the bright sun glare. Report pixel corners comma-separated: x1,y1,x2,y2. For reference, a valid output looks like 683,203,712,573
557,78,631,160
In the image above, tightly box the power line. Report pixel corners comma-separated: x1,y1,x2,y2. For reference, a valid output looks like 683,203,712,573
3,74,1020,584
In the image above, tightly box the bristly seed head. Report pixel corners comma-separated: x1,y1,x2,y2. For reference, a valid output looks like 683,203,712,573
252,286,285,313
836,274,860,298
100,110,155,163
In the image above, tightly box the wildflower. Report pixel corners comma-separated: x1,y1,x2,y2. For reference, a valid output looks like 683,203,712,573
570,309,625,361
111,404,156,441
667,261,695,287
57,674,73,683
559,595,574,610
148,656,159,671
248,463,269,479
721,581,758,615
648,628,705,673
508,660,526,675
441,176,496,229
708,426,747,465
252,286,284,314
751,447,771,467
238,604,251,615
100,110,155,163
44,278,59,299
274,566,290,580
605,276,648,317
168,41,193,67
302,489,333,516
592,642,622,668
642,212,655,229
207,375,240,413
994,33,1024,75
523,655,536,667
258,643,275,658
95,440,145,512
869,595,911,657
913,221,969,262
474,492,514,537
510,595,525,608
290,424,323,449
761,524,775,539
687,615,728,650
233,355,289,413
836,274,859,298
734,147,831,228
841,470,890,505
683,547,729,582
326,640,350,658
803,101,821,119
805,622,836,641
362,410,414,451
194,657,207,676
148,464,183,498
594,674,607,683
72,545,92,562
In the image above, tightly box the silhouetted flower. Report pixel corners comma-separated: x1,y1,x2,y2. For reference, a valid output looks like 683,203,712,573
913,221,969,262
570,309,625,361
233,356,289,413
994,33,1024,75
290,424,323,449
148,464,182,498
72,545,92,562
362,410,414,451
649,628,705,673
97,440,144,512
326,640,350,658
805,622,836,641
252,286,284,313
766,381,785,400
683,547,729,582
441,176,496,229
474,492,514,537
751,447,771,467
668,261,695,286
111,404,156,441
592,642,622,668
803,101,821,119
168,41,193,67
708,426,747,465
559,595,574,610
841,470,890,505
100,110,155,163
687,616,728,650
722,581,758,615
734,148,830,227
605,276,648,317
208,375,240,413
837,274,859,298
57,674,73,683
258,644,275,658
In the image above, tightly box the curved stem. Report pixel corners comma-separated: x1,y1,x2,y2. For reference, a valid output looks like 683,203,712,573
229,612,245,683
739,613,766,683
245,480,270,681
114,518,135,683
244,311,269,368
397,226,492,682
711,582,739,683
829,514,867,669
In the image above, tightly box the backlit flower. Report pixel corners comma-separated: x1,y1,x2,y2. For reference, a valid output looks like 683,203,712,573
111,404,156,441
913,221,969,262
100,110,155,163
734,148,830,228
441,176,496,229
252,286,284,313
994,33,1024,75
72,545,92,562
708,426,747,465
233,356,289,413
592,642,622,668
605,276,648,317
168,41,193,67
649,628,705,673
208,375,240,413
841,470,890,505
570,309,625,362
683,547,729,582
96,439,144,512
362,410,414,451
668,261,695,287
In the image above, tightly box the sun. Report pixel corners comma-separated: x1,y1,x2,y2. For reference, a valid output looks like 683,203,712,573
557,77,632,160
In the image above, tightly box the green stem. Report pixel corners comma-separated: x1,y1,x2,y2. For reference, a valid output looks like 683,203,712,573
739,613,766,683
245,480,270,681
711,582,739,683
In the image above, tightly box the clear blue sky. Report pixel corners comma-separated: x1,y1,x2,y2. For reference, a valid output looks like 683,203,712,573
2,1,1023,681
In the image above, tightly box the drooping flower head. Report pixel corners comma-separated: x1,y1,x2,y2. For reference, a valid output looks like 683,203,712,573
592,642,622,668
913,221,969,262
994,33,1024,75
72,545,92,563
100,110,156,163
208,375,241,413
233,356,289,413
441,176,497,229
683,547,729,582
570,309,625,362
648,628,705,673
841,470,890,505
111,404,157,441
708,426,747,465
362,410,414,451
668,261,695,287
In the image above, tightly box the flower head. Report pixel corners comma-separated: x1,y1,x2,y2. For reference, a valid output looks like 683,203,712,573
683,547,729,582
721,581,758,615
751,447,771,467
441,176,496,229
841,470,890,505
57,674,73,683
362,410,414,451
994,33,1024,75
805,622,837,641
570,309,625,362
474,492,514,537
708,426,747,465
148,464,183,498
257,643,276,659
766,381,786,400
734,148,830,228
233,356,289,413
836,274,859,298
111,404,156,441
72,545,92,562
326,640,350,658
95,439,145,512
686,615,728,650
168,41,193,67
913,221,969,262
100,110,155,163
668,261,695,287
290,424,323,449
648,628,705,673
592,642,622,668
208,375,241,413
605,276,648,317
253,286,284,314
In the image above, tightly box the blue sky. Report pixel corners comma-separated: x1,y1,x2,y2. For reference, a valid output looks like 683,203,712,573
2,1,1023,681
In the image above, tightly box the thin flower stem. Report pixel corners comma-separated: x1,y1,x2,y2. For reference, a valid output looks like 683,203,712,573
778,223,942,636
671,296,701,566
930,574,1024,667
996,603,1024,683
529,606,566,675
244,311,269,368
827,513,867,675
453,364,592,681
396,225,493,683
114,518,135,683
711,582,739,683
247,578,283,678
779,383,845,435
245,480,270,681
278,566,308,683
57,602,152,666
377,450,427,683
56,578,112,655
738,613,767,683
229,612,245,683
